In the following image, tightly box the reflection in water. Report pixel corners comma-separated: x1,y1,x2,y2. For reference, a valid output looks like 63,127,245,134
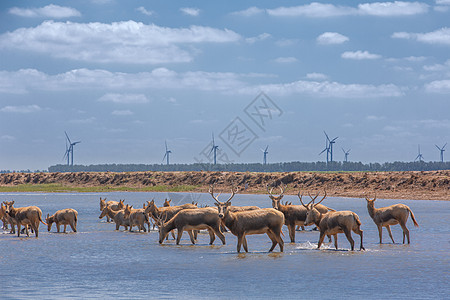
0,192,448,299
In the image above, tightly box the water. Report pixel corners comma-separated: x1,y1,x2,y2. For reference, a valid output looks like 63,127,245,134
1,192,449,299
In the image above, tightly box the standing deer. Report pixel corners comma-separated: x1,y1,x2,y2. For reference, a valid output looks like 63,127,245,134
99,198,124,222
46,208,78,233
302,192,365,251
99,206,130,230
124,205,150,232
268,185,333,243
365,195,419,244
3,201,46,238
212,185,284,253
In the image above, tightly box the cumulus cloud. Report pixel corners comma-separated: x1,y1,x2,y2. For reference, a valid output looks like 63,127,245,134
9,4,81,18
0,68,404,98
180,7,200,16
342,50,382,60
266,1,428,17
246,33,271,43
0,104,42,113
425,80,450,93
273,57,298,63
317,32,349,45
137,7,154,16
0,21,241,64
392,27,450,45
98,93,150,104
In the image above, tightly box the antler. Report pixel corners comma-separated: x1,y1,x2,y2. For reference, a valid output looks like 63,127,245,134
209,184,222,204
315,190,327,206
266,184,274,196
298,191,308,208
226,185,238,203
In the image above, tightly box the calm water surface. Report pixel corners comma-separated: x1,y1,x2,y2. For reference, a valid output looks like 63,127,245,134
1,192,449,299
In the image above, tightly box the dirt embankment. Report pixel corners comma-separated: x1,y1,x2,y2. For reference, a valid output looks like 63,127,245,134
0,171,449,200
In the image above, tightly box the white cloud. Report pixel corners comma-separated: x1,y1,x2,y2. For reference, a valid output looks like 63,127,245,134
436,0,450,4
317,32,349,45
392,27,450,45
137,7,154,16
112,110,133,116
98,93,150,104
0,104,42,113
367,115,385,121
306,73,328,80
180,7,200,16
246,33,271,44
266,2,428,18
9,5,81,18
275,39,298,47
0,21,241,64
423,59,450,72
342,50,382,60
1,135,15,141
273,57,298,63
231,7,264,16
0,68,404,98
425,80,450,93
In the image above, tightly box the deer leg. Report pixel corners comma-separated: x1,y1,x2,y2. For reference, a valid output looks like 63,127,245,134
188,230,196,244
400,222,410,244
176,228,183,245
317,232,326,249
243,235,249,253
377,224,383,244
17,223,21,237
207,229,216,245
70,222,76,232
170,230,176,240
64,224,67,233
353,226,365,250
237,234,244,253
288,224,295,243
193,230,198,241
328,234,332,243
343,228,355,251
267,230,277,252
213,226,226,245
386,225,395,244
334,234,338,250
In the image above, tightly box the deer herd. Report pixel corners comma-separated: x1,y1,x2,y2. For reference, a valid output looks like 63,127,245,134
1,184,420,253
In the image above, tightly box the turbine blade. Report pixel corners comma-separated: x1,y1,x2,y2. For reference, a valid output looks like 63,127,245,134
443,143,447,149
265,145,269,152
323,131,330,142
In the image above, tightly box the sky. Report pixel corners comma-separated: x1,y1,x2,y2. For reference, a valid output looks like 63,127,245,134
1,0,450,171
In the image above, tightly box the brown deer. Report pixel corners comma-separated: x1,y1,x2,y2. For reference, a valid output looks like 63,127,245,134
157,207,226,245
268,185,333,242
46,208,78,233
99,206,130,230
365,195,419,244
124,205,149,232
3,201,46,238
211,185,284,253
1,202,11,231
99,198,124,222
163,199,171,207
301,192,365,251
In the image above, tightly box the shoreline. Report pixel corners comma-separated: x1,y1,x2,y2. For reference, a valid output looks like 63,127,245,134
0,170,449,200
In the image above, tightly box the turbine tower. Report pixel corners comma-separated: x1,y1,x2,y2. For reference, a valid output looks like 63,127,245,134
324,131,338,162
209,133,219,165
319,138,330,163
64,131,81,166
261,145,269,165
162,140,171,165
435,143,446,162
414,144,424,162
342,148,351,162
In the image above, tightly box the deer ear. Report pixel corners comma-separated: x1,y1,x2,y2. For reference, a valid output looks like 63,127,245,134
226,202,231,207
214,203,219,207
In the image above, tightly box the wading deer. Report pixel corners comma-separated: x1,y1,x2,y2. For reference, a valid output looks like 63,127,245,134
212,185,284,253
99,206,130,230
99,198,124,222
3,201,46,238
1,202,10,231
46,208,78,233
124,205,149,232
365,195,419,244
268,185,333,242
301,192,365,251
157,207,226,245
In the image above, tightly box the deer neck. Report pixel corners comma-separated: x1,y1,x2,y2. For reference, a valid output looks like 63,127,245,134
367,203,376,219
222,209,236,230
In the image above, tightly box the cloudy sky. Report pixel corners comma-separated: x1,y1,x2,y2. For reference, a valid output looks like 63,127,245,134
1,0,450,171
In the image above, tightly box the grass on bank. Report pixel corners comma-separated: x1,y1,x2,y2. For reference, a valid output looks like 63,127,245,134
0,183,200,193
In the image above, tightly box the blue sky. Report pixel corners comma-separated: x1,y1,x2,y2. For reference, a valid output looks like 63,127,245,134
1,0,450,170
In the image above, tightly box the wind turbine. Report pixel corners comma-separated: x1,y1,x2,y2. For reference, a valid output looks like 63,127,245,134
324,131,338,162
162,140,171,165
414,145,424,162
261,145,269,165
342,148,351,162
209,133,219,165
319,138,330,163
64,131,81,166
435,143,446,162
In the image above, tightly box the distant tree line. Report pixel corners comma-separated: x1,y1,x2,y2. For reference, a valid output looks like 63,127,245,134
45,161,450,173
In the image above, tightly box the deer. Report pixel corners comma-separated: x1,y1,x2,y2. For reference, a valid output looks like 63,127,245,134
163,199,171,207
99,198,124,222
1,202,11,231
301,192,365,251
157,207,226,245
99,206,130,231
124,205,149,232
3,201,46,238
211,185,284,253
268,185,334,243
46,208,78,233
365,195,419,244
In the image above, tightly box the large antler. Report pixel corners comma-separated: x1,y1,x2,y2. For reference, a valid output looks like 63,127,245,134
209,184,221,204
267,182,286,198
309,190,327,206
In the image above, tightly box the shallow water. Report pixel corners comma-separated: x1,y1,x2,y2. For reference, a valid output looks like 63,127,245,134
1,192,449,299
